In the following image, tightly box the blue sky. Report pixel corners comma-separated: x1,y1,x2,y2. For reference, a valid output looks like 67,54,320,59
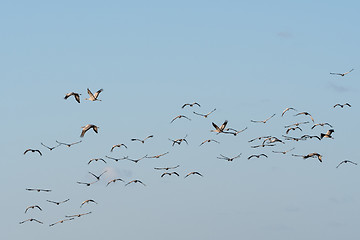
2,1,360,239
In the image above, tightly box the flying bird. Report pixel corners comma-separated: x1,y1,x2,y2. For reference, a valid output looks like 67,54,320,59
41,142,60,151
294,112,314,122
46,199,70,205
64,92,81,103
88,171,107,181
251,114,276,123
286,127,302,134
65,212,92,218
211,120,230,134
80,124,99,137
284,122,309,128
311,123,333,129
193,108,216,118
111,144,127,152
226,127,248,136
320,129,334,139
85,88,103,101
184,172,203,178
217,153,242,161
24,149,42,156
199,139,220,146
333,103,351,108
300,135,321,141
105,155,128,162
154,165,180,170
247,154,268,160
80,199,98,208
146,152,169,159
170,115,191,123
336,160,357,168
182,102,201,108
49,218,75,227
127,155,148,163
26,188,51,192
25,205,42,213
161,172,180,177
76,180,99,187
131,135,153,144
88,158,107,164
330,69,354,76
19,218,43,224
292,153,323,162
272,147,295,154
56,140,82,147
248,136,272,143
169,135,188,146
125,179,146,186
282,108,297,117
106,178,125,186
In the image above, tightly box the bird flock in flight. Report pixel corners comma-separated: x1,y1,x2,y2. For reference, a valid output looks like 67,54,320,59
21,70,356,227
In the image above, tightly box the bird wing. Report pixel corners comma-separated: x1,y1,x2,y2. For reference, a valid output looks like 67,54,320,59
93,89,103,98
87,88,95,99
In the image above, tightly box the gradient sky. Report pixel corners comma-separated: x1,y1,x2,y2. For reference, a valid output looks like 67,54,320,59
2,1,360,239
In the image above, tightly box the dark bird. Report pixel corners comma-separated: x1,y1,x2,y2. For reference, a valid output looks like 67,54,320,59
330,69,354,76
56,140,82,147
76,180,99,187
161,172,180,177
211,120,231,134
25,205,42,213
217,153,242,161
336,160,357,168
80,124,99,137
295,112,314,122
88,171,107,181
184,172,203,178
146,152,169,159
282,107,297,117
262,137,284,145
282,135,305,142
154,165,180,171
169,135,188,146
80,199,98,208
286,126,302,134
251,114,276,123
46,199,70,205
24,149,42,156
65,212,92,218
19,218,43,224
247,154,268,160
182,102,201,108
64,92,81,103
193,108,216,118
107,178,125,186
248,136,272,143
311,123,333,129
226,127,248,136
320,129,334,139
131,135,154,144
300,135,321,141
292,153,323,162
88,158,107,164
199,139,220,146
41,142,60,151
26,188,51,192
125,179,146,186
272,147,295,154
333,103,351,108
127,155,148,163
251,143,276,148
85,88,103,101
105,155,128,162
284,121,309,128
171,115,191,123
111,144,127,152
49,218,75,227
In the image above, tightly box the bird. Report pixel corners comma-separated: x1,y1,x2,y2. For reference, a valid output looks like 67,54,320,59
64,92,81,103
127,155,148,163
199,139,220,146
282,135,305,142
211,120,230,134
282,107,297,117
41,142,60,151
294,112,314,122
19,218,43,224
46,199,70,205
88,171,107,181
330,69,354,76
247,154,268,160
88,158,107,164
193,108,216,118
25,205,42,213
65,212,92,218
26,188,51,192
131,135,154,144
251,114,276,123
49,218,75,227
336,160,357,168
161,172,180,177
251,143,276,148
154,165,180,170
248,136,272,143
272,147,295,154
85,88,103,101
170,115,191,123
146,152,169,159
262,137,284,145
182,102,201,108
225,127,248,136
311,123,333,129
80,199,98,208
284,122,309,128
24,149,42,156
320,129,334,139
333,103,351,108
80,124,99,137
300,135,321,141
106,178,125,186
184,172,203,178
110,144,127,152
217,153,242,161
125,179,146,186
169,135,188,146
286,126,302,134
292,153,323,162
76,180,99,187
56,140,82,147
105,155,128,162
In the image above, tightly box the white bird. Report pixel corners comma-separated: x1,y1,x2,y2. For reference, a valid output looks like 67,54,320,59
85,88,103,101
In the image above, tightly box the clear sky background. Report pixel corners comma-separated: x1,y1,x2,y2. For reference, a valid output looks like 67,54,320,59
2,1,360,239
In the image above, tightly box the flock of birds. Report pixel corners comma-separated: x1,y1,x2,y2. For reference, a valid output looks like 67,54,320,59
21,69,356,227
